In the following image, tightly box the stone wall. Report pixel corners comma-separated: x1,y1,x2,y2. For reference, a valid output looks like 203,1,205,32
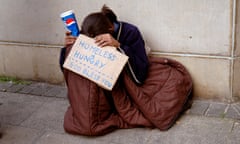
0,0,239,102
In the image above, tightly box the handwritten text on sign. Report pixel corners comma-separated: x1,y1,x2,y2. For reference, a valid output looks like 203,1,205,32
63,34,128,90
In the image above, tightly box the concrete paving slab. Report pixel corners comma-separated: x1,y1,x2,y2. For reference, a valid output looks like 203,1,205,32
0,83,12,92
5,84,25,93
0,92,48,125
43,85,65,97
20,98,69,133
189,100,209,115
225,105,240,120
206,102,228,118
0,125,43,144
232,103,240,114
18,84,38,94
28,85,52,96
225,122,240,144
148,115,235,144
24,82,53,96
55,87,67,98
34,116,240,144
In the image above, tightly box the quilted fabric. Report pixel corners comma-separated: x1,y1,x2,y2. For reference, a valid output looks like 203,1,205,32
63,47,193,136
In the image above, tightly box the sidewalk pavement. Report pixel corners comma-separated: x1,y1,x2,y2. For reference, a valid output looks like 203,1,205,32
0,81,240,144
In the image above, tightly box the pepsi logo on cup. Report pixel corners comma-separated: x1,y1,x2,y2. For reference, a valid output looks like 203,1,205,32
60,10,80,37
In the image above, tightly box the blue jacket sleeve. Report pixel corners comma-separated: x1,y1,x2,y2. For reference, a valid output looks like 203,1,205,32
118,27,149,84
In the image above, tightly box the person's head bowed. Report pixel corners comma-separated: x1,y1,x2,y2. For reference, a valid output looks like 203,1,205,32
81,5,118,38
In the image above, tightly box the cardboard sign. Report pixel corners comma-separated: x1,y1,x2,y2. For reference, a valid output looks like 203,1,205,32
63,34,128,90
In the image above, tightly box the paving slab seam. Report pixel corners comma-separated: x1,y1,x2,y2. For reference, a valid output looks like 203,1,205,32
230,122,235,132
203,102,210,116
187,100,240,121
232,105,240,115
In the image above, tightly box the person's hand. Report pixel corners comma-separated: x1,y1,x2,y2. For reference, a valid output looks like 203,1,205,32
64,31,77,47
95,34,120,48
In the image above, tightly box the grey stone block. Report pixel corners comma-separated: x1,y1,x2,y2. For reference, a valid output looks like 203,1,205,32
206,102,228,118
6,84,25,93
0,83,12,92
233,103,240,114
18,85,37,94
189,100,209,115
55,88,67,98
43,85,65,97
28,85,52,96
225,105,240,120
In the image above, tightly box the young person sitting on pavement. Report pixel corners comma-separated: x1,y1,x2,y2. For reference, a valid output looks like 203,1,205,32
60,5,193,136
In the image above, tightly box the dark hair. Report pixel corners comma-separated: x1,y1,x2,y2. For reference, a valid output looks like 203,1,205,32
81,12,113,37
81,5,117,38
101,4,117,23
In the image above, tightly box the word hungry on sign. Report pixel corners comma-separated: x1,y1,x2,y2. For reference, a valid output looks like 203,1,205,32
63,34,128,90
73,50,107,69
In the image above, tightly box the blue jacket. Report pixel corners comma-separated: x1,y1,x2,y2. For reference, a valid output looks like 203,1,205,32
115,22,149,84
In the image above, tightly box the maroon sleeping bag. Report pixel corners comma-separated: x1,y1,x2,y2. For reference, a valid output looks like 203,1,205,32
63,47,193,136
